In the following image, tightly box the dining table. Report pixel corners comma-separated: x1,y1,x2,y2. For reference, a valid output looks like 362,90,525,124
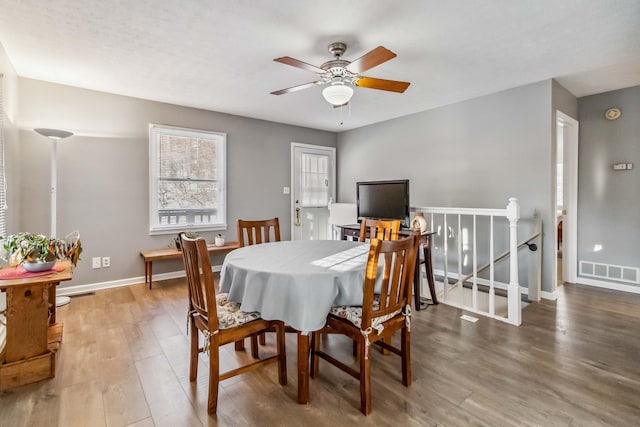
219,239,375,404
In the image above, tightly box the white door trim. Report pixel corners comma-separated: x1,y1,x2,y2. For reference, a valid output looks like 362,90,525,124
555,110,579,289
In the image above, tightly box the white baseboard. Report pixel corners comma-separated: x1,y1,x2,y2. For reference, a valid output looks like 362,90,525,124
540,290,557,300
574,277,640,294
58,275,146,296
57,264,223,297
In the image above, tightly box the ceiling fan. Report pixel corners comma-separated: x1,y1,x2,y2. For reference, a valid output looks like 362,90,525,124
270,42,410,106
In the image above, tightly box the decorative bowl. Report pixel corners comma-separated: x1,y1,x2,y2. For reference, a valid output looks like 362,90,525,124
22,260,56,272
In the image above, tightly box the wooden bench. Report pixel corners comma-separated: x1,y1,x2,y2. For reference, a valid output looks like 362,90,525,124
140,241,239,289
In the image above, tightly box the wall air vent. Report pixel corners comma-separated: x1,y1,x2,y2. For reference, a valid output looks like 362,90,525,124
579,261,640,284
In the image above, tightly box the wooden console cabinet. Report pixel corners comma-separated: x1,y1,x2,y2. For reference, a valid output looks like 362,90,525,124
0,262,72,390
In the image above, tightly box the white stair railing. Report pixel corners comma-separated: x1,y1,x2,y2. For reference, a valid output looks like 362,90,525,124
415,197,541,326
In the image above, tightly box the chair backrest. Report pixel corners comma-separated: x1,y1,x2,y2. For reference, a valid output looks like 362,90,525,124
359,218,401,242
180,233,219,332
361,233,420,330
237,218,281,247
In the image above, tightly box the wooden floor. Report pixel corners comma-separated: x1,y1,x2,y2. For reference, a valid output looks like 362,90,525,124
1,277,639,427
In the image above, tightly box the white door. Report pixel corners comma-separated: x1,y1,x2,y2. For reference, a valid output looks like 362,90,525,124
291,143,336,240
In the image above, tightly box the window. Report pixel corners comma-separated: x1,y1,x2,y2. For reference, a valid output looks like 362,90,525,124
0,74,6,239
149,124,226,234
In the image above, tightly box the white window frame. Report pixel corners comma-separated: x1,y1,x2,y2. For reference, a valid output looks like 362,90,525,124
0,73,6,240
148,124,227,235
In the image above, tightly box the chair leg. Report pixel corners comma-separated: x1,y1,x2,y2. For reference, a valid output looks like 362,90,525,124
310,331,320,378
234,339,245,351
276,322,288,385
207,337,221,414
352,340,358,357
401,327,412,387
359,338,372,415
250,334,259,359
259,332,266,345
381,334,392,355
189,318,198,382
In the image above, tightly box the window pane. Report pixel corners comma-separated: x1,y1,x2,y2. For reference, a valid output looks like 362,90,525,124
301,153,329,207
158,181,217,209
159,135,217,180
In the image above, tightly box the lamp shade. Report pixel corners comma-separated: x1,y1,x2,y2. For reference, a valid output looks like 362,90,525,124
322,83,354,106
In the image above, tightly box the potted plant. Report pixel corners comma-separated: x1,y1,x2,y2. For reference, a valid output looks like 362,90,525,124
174,230,198,250
1,231,83,272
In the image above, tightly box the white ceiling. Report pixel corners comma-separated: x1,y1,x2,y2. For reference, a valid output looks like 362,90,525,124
1,0,639,132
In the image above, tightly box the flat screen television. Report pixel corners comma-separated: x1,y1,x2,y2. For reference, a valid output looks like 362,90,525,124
356,179,410,228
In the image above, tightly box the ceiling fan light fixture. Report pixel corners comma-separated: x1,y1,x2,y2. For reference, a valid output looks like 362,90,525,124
322,82,353,106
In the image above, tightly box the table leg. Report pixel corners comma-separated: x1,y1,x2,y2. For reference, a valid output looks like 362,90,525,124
413,252,422,311
148,262,153,289
423,244,438,305
48,282,57,324
297,332,310,404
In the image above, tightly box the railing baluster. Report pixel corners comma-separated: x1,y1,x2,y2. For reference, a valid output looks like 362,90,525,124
457,213,462,306
443,213,449,302
430,211,435,300
472,214,477,311
489,215,495,316
506,198,521,326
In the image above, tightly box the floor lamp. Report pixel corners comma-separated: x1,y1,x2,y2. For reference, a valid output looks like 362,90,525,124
34,128,74,307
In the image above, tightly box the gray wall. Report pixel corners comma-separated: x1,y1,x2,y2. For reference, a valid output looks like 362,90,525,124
16,78,336,288
552,80,579,119
577,85,640,284
337,80,558,292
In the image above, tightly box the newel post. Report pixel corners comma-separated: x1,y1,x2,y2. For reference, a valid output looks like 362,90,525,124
506,197,522,326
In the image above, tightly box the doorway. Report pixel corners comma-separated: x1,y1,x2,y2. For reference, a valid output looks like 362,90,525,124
290,143,336,240
554,111,579,292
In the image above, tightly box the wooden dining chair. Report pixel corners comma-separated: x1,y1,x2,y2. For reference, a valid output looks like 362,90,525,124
359,218,401,242
310,233,420,415
237,217,287,346
357,218,402,356
180,233,287,414
238,218,281,246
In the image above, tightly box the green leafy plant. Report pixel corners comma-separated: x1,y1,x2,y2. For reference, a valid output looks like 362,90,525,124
1,232,83,267
174,230,198,249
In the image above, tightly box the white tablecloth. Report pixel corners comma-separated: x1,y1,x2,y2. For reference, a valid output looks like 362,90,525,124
219,240,372,332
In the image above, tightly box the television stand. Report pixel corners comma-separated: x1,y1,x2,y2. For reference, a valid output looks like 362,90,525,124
338,225,438,310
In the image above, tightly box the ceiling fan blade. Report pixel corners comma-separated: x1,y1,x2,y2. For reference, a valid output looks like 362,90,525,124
346,46,396,74
355,77,410,93
274,56,325,74
270,81,324,95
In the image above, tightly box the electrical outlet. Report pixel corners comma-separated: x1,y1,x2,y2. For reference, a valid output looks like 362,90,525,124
102,257,111,268
92,257,101,269
283,186,290,194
